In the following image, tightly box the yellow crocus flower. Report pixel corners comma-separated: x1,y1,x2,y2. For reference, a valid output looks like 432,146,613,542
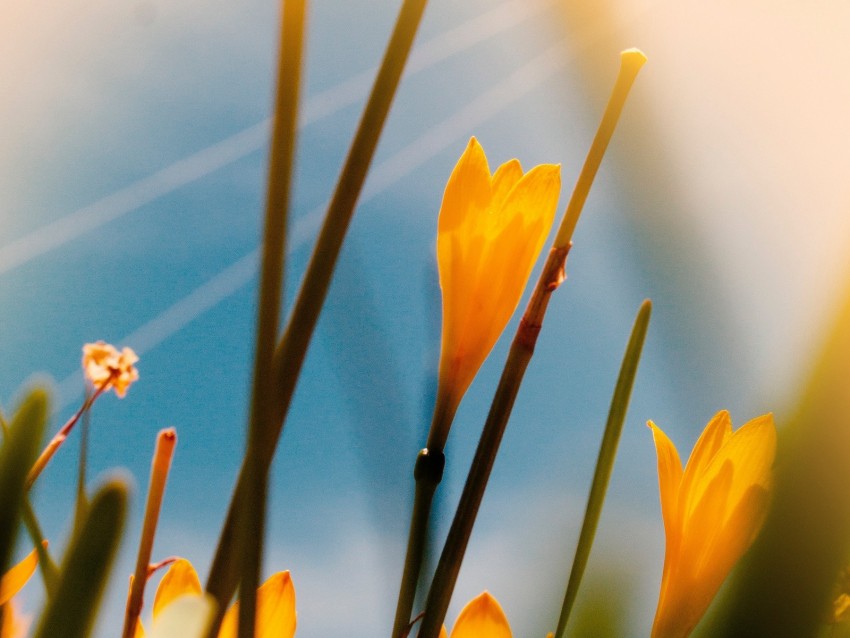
438,591,512,638
648,411,776,638
432,137,560,446
134,558,295,638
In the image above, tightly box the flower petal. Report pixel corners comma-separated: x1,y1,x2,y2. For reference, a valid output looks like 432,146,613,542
490,159,523,213
153,559,202,619
493,162,560,238
647,421,684,539
218,571,296,638
438,137,491,235
0,600,29,638
0,547,39,606
688,414,776,528
678,411,731,521
448,591,511,638
149,594,216,638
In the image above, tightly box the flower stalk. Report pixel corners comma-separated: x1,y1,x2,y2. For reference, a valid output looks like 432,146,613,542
122,428,177,638
417,48,646,638
25,381,108,491
205,0,431,617
236,0,306,635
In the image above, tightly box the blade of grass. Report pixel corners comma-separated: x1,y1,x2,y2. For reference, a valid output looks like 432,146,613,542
20,500,59,596
417,50,646,638
0,405,58,596
33,479,128,638
205,0,431,611
553,300,651,638
237,0,306,635
0,389,48,588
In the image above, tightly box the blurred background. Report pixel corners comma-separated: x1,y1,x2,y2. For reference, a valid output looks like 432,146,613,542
1,0,849,635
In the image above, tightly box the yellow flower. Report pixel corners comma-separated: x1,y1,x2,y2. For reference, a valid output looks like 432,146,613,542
82,341,139,398
438,591,512,638
133,558,295,638
0,546,42,638
648,411,776,638
434,137,560,435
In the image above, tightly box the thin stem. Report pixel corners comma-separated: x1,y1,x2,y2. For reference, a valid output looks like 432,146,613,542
122,429,177,638
206,0,430,608
237,0,307,635
392,448,445,638
418,50,646,637
73,396,91,535
553,300,651,637
26,381,108,490
417,246,568,638
20,500,59,597
554,48,647,248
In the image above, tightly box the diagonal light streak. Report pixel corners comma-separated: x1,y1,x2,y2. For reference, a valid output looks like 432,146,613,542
54,40,570,409
0,0,553,277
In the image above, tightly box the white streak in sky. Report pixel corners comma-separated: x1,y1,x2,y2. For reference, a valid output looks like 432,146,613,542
56,40,569,409
0,0,553,276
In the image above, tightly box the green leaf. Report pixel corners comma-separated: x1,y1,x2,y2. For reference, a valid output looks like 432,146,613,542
34,479,128,638
0,388,48,578
554,299,651,638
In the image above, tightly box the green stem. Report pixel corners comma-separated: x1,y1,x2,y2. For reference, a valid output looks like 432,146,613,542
73,403,91,536
26,381,108,491
553,300,651,638
554,49,647,248
236,0,307,635
417,246,569,638
206,0,430,609
21,499,59,596
392,449,445,638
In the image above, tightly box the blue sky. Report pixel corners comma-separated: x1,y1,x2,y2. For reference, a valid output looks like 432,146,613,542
3,0,850,635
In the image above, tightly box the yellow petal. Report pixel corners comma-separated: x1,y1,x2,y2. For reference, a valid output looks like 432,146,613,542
493,162,560,236
149,594,216,638
490,159,523,213
693,485,770,613
677,411,731,520
218,571,296,638
0,600,29,638
687,414,775,527
438,137,491,235
448,592,511,638
0,547,39,606
154,559,202,619
647,421,684,540
439,626,448,638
